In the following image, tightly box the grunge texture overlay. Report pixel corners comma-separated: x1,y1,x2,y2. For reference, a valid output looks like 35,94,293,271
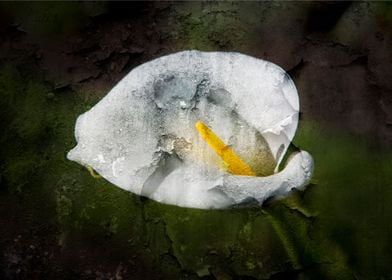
0,2,391,279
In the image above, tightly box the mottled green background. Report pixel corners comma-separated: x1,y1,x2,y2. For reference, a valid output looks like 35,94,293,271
1,2,392,279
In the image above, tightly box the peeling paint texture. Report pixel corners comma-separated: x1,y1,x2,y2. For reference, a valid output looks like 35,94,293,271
0,2,392,279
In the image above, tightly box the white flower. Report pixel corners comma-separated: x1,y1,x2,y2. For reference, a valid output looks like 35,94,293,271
67,51,314,209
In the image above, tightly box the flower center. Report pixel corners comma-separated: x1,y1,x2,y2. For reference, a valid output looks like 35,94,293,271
195,120,258,176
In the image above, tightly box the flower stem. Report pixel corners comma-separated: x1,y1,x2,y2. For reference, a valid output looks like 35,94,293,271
264,210,301,269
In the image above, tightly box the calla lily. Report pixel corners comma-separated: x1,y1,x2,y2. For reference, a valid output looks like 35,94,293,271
67,50,314,209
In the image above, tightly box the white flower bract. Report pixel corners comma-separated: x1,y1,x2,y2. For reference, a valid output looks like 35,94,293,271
67,50,314,209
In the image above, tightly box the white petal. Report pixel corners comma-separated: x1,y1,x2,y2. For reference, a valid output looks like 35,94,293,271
211,150,314,208
67,50,310,208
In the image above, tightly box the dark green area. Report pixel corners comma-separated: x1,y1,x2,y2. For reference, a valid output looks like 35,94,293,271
1,60,391,280
1,1,392,279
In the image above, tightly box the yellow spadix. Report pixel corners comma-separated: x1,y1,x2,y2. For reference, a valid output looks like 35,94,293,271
195,121,256,176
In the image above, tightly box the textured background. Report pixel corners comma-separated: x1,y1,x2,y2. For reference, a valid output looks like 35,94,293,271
0,2,392,279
